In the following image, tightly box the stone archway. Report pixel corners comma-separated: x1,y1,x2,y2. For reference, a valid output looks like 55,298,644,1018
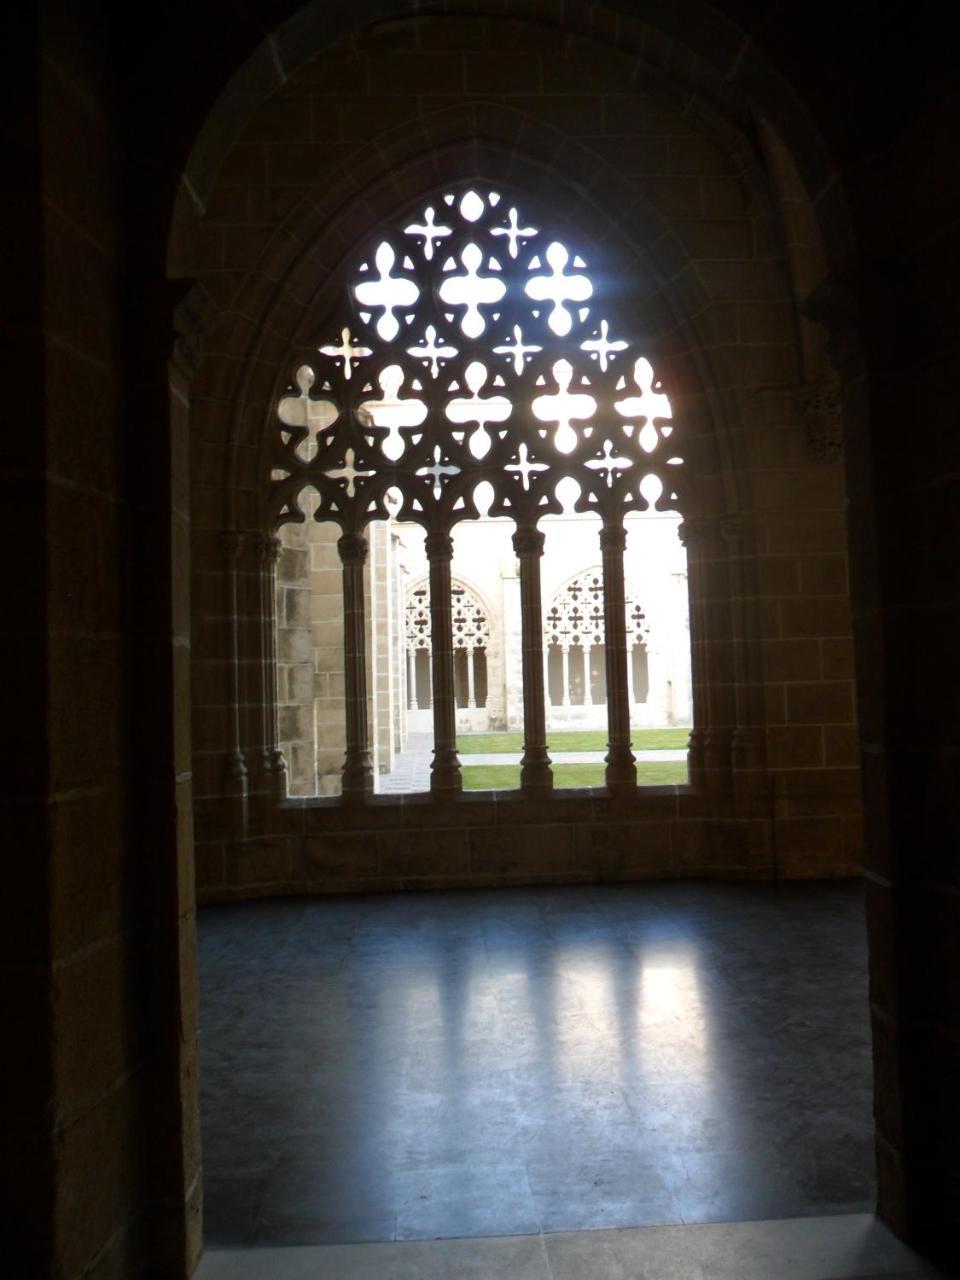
162,0,942,1263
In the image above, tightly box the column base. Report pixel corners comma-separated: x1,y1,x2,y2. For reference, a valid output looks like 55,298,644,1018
521,782,553,798
268,749,288,803
604,745,637,792
430,777,463,798
430,747,462,798
687,728,707,789
520,746,553,794
342,749,374,802
224,751,247,787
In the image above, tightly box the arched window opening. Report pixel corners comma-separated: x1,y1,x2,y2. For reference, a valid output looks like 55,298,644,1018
623,508,692,755
404,582,432,712
404,577,492,717
270,187,690,798
546,570,606,716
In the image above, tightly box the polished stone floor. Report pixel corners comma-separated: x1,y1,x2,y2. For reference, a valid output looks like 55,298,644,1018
199,881,875,1248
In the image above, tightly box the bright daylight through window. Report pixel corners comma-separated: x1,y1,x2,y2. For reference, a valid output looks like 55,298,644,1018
271,188,692,799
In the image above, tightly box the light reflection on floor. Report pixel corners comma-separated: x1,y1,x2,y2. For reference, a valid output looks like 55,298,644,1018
199,881,874,1246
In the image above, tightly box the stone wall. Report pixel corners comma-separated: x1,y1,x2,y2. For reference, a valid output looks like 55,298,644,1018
17,0,960,1270
7,6,199,1275
368,519,399,775
276,514,322,794
188,11,860,891
276,515,404,794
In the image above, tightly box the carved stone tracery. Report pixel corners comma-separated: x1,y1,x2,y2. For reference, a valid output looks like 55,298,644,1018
269,187,685,797
545,569,650,650
270,187,683,536
405,579,490,653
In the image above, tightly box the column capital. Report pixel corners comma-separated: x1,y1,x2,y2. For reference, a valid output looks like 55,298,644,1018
677,516,712,547
425,530,454,562
600,524,627,553
337,531,369,565
252,532,282,564
512,527,545,558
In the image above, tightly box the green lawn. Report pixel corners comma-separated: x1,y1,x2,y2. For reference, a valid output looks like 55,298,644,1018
461,760,688,790
458,727,689,754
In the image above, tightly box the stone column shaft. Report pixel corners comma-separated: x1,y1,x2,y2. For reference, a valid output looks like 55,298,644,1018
426,532,462,797
512,526,552,794
466,648,476,709
407,648,417,710
219,531,248,829
601,522,636,790
561,646,571,706
337,532,373,800
583,645,593,707
678,518,709,788
257,533,287,800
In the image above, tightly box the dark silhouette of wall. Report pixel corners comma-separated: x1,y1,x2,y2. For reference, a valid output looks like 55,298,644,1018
6,2,958,1274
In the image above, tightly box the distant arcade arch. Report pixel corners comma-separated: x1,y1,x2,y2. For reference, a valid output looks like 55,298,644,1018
544,567,650,712
405,576,491,713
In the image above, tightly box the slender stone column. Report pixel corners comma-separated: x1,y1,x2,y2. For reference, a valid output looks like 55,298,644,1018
678,517,710,788
218,531,248,829
337,532,373,800
466,648,476,709
255,533,288,801
600,521,637,790
406,649,417,710
583,645,593,706
512,526,552,794
561,646,571,706
427,651,433,708
425,531,462,797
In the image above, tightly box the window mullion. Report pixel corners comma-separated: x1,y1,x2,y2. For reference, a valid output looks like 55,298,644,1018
219,529,248,827
425,531,462,797
513,525,553,795
466,646,476,709
600,520,637,791
338,531,374,800
257,532,287,801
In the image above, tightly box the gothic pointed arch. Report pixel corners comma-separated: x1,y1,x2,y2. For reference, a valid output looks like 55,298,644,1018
545,566,651,652
178,1,861,888
269,184,686,536
404,573,494,716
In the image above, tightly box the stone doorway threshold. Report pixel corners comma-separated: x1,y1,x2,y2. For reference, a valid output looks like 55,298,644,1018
197,1213,945,1279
